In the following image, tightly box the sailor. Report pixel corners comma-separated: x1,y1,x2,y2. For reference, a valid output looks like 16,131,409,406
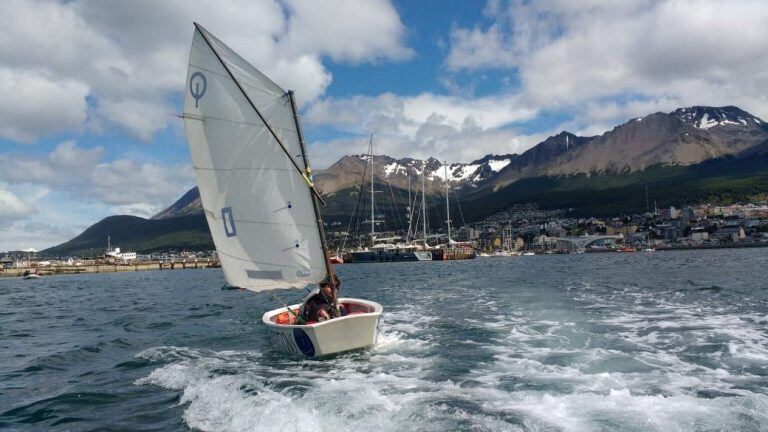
299,275,341,323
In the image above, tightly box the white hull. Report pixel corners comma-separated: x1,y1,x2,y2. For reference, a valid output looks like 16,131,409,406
262,298,383,357
490,251,518,257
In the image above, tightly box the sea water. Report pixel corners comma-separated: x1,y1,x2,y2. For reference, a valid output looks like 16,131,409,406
2,249,768,431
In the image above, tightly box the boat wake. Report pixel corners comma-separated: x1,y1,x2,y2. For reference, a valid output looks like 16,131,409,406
136,306,477,432
135,269,768,431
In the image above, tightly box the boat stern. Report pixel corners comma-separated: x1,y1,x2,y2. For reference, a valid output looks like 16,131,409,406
262,298,383,357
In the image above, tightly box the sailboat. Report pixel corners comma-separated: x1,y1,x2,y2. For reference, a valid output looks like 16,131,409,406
345,136,431,263
183,23,382,357
491,223,518,257
430,162,475,260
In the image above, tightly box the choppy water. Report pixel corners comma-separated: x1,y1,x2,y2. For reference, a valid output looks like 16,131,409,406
2,249,768,431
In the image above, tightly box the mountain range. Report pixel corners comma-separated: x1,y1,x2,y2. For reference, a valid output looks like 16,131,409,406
44,106,768,256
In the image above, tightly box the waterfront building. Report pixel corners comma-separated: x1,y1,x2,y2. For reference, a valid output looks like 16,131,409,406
660,206,678,220
714,227,746,243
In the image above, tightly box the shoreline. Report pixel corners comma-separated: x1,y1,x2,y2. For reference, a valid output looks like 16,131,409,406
0,260,220,278
3,243,766,279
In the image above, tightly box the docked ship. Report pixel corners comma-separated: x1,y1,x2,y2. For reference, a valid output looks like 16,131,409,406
429,163,475,261
343,137,432,264
103,236,137,263
430,242,476,260
345,242,432,263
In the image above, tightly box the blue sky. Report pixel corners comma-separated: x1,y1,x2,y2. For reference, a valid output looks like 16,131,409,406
1,0,767,251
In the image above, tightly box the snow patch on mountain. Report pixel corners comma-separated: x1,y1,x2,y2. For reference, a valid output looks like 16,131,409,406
384,162,407,176
676,106,759,130
430,163,480,182
488,159,511,172
351,153,512,187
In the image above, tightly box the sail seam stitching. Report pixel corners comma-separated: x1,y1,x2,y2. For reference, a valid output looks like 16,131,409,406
184,112,297,133
216,249,325,268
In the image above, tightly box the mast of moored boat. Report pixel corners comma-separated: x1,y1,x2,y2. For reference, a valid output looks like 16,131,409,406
369,134,375,248
287,91,339,311
406,175,412,242
421,169,427,248
444,162,452,243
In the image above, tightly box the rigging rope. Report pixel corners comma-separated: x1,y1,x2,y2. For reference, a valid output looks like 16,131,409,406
270,291,305,324
383,173,404,234
453,187,467,229
341,157,370,251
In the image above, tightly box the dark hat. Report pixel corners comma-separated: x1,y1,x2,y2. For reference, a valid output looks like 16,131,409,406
319,274,340,287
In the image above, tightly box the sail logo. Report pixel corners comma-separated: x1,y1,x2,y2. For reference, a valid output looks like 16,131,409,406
295,270,311,277
189,71,207,107
221,207,237,237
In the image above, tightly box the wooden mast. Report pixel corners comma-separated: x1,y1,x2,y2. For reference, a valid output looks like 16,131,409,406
287,91,339,313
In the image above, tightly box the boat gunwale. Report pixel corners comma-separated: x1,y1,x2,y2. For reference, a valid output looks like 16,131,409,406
261,297,383,329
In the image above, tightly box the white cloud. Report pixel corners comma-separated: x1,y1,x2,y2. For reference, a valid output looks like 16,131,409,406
402,93,535,130
306,92,536,133
0,219,80,253
0,186,38,227
304,0,768,167
280,0,414,63
0,0,412,142
445,24,516,71
305,92,541,166
0,221,78,252
97,99,173,141
445,0,768,130
90,159,193,208
49,140,104,170
0,141,194,217
0,69,88,142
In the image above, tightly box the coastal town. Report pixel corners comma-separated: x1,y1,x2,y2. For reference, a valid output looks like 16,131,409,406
459,202,768,253
3,201,767,277
322,201,768,254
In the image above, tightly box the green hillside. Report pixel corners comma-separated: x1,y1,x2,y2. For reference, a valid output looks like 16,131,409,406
44,152,768,256
459,153,768,219
43,215,213,257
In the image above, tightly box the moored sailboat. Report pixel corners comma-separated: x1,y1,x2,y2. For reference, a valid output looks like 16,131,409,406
183,23,382,357
430,162,475,261
345,136,431,263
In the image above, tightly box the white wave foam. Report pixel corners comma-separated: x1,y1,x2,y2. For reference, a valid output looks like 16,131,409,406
135,345,520,432
481,388,768,431
133,307,464,431
133,274,768,431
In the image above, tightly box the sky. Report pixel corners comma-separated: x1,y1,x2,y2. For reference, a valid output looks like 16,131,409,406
1,0,768,252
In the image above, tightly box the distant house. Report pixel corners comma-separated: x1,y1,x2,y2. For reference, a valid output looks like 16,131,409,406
714,227,745,243
660,206,678,220
689,230,709,243
656,224,681,241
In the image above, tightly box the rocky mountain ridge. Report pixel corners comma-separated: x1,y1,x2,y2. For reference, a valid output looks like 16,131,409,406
47,105,768,255
154,105,767,219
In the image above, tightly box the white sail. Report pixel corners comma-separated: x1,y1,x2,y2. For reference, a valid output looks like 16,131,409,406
183,24,325,291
